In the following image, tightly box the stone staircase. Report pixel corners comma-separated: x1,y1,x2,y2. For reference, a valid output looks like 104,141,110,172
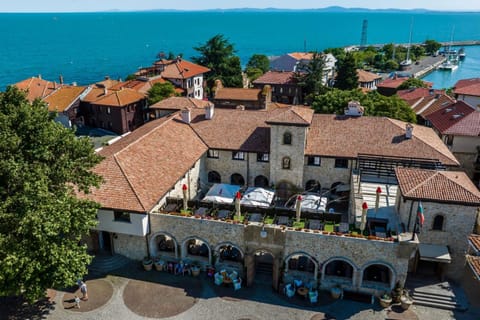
406,278,468,311
88,253,132,277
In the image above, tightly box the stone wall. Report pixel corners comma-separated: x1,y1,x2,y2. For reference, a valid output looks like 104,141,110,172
113,233,146,260
454,152,477,179
303,157,352,191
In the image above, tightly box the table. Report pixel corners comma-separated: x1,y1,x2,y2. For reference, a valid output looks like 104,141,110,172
297,287,309,298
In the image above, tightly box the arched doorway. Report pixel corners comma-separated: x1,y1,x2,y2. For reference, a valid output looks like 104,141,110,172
322,258,356,288
284,252,319,286
254,175,269,188
254,250,275,285
231,173,245,186
275,180,296,205
182,237,212,266
361,262,395,290
215,242,245,276
305,180,321,193
208,171,221,184
149,232,178,259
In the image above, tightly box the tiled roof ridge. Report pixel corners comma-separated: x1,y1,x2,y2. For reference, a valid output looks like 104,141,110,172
112,154,146,212
439,171,480,201
291,107,312,123
387,118,458,165
402,169,438,197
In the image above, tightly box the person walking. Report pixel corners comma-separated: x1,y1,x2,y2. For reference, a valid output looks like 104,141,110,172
78,280,88,301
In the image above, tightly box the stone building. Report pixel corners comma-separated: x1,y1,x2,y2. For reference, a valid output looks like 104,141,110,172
252,71,302,105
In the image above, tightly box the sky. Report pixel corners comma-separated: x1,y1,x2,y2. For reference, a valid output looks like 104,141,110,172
0,0,479,12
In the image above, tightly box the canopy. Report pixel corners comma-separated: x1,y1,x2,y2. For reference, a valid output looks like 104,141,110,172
300,194,328,213
418,243,451,263
240,187,275,208
202,183,241,204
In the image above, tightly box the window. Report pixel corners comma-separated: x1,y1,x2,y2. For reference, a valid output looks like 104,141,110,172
334,158,348,168
282,156,291,169
232,151,245,160
283,132,292,145
207,149,219,159
107,107,111,114
257,153,269,162
114,211,131,223
445,135,454,146
307,156,321,166
432,215,444,231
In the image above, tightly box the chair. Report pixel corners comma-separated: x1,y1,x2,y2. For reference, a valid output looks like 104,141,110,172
214,272,223,285
293,279,303,289
309,290,318,304
233,277,242,290
284,283,295,298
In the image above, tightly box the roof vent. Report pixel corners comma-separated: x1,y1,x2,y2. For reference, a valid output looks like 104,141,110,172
181,108,191,124
405,123,413,139
444,107,453,113
205,104,215,120
452,114,463,119
344,100,364,117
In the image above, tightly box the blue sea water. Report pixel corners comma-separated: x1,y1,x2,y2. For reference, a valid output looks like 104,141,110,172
1,11,480,89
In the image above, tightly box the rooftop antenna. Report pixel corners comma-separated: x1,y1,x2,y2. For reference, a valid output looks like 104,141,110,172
360,19,368,50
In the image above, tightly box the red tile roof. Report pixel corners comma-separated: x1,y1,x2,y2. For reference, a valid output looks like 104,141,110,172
252,71,297,85
411,95,455,118
156,59,210,79
377,78,409,89
95,78,121,89
150,97,213,110
397,88,445,102
395,167,480,205
288,52,314,60
305,115,459,166
86,116,208,212
266,106,314,126
454,78,480,96
214,88,262,101
92,88,146,107
14,76,61,102
357,69,381,83
443,111,480,136
426,101,475,134
469,234,480,253
466,255,480,280
43,85,86,112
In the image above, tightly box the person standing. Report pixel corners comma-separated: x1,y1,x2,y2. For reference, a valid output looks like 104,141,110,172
79,280,88,301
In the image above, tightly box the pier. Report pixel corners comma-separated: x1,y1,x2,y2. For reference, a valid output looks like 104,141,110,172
410,56,447,78
349,40,480,50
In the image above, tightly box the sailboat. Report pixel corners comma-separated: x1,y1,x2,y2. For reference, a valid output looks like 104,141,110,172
458,48,466,60
438,26,459,71
400,18,413,69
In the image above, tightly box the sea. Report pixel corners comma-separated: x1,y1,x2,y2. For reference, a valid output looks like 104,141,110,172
1,10,480,90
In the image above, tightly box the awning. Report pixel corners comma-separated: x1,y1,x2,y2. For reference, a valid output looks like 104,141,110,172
419,243,451,263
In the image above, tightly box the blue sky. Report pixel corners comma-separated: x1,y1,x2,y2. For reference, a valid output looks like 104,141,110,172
0,0,479,12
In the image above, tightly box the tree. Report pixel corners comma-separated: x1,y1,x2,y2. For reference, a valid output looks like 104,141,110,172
311,88,416,123
295,52,327,102
424,39,442,55
334,52,359,90
147,82,177,105
0,86,103,302
192,34,243,91
246,54,270,73
397,78,428,90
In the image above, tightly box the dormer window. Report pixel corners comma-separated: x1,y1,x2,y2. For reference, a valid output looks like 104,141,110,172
282,157,291,169
283,132,292,145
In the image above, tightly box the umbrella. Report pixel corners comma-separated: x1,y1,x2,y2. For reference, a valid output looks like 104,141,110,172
360,202,368,235
182,184,188,211
235,191,241,218
295,195,303,223
375,187,382,213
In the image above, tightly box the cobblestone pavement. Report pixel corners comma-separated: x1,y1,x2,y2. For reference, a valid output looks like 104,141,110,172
43,263,480,320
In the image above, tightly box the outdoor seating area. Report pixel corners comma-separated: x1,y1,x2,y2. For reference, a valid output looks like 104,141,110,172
283,279,319,304
214,269,242,290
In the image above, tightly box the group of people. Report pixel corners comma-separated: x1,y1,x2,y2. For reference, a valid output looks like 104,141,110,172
74,280,88,309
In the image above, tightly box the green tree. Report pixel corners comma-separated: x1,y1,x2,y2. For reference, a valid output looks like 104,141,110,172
147,82,177,105
0,86,103,302
311,88,416,123
384,59,399,71
246,54,270,73
192,34,243,91
334,52,359,90
424,39,442,55
125,74,136,81
295,51,327,99
397,78,428,90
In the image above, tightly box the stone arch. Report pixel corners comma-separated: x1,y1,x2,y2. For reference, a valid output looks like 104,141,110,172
208,171,221,184
330,181,345,195
360,261,396,289
181,236,212,265
432,214,445,231
214,241,245,262
230,173,245,186
284,251,319,280
321,256,357,287
149,231,179,259
305,179,321,193
254,175,269,188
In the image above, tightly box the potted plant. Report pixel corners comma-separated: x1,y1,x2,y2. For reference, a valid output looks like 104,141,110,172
392,281,403,303
142,256,153,271
379,293,392,308
400,292,413,310
330,285,342,299
154,258,165,271
191,260,201,277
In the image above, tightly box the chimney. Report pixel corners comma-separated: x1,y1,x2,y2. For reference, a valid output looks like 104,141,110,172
59,75,64,84
261,85,272,109
181,108,191,124
38,74,42,80
103,87,108,96
405,123,413,139
205,103,214,120
345,100,364,117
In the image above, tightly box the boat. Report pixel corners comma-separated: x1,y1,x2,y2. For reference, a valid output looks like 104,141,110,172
400,18,414,69
458,48,466,60
438,59,458,71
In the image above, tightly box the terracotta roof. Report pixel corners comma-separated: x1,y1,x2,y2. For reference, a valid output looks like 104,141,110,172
395,167,480,205
95,78,121,89
357,69,381,83
189,108,271,152
86,116,208,212
266,106,314,126
214,88,262,101
443,111,480,136
14,76,60,102
157,59,210,79
426,101,475,134
412,94,455,118
150,96,212,110
288,52,314,60
377,77,409,89
92,88,146,107
305,115,459,166
82,87,107,103
43,85,86,112
397,88,445,103
466,255,480,280
252,71,297,85
454,78,480,96
469,234,480,253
